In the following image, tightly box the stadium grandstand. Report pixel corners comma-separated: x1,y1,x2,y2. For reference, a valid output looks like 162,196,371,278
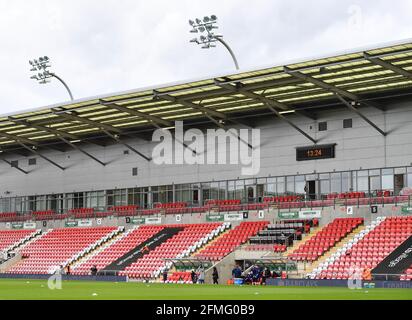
1,38,412,292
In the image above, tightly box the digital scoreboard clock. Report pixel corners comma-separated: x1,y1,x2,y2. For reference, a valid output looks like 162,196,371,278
296,144,336,161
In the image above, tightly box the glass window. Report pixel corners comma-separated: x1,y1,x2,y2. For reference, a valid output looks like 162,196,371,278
382,168,394,175
382,169,394,191
305,175,317,181
219,182,226,200
357,172,369,192
107,189,127,207
319,174,330,180
395,168,406,175
295,176,305,194
382,175,394,190
277,177,285,195
257,178,266,184
265,183,275,195
370,176,381,191
320,180,330,195
286,176,294,193
369,170,380,176
331,173,342,193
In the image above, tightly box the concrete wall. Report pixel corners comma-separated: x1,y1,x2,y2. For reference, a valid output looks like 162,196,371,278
0,101,412,198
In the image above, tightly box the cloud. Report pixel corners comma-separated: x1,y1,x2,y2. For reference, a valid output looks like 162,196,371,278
0,0,411,114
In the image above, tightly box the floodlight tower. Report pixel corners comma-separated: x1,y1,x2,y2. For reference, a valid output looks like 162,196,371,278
29,56,74,101
189,15,240,70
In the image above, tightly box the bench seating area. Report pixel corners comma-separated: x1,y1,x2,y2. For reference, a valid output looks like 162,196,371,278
6,227,120,275
314,216,412,280
195,221,269,261
0,230,39,252
288,218,364,262
120,223,224,279
72,226,163,275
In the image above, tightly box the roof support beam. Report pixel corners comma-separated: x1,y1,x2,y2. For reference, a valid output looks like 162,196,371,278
9,118,106,167
99,100,173,127
9,118,79,140
98,101,198,155
154,92,227,120
215,81,318,145
59,137,107,166
204,113,254,150
284,66,386,111
335,94,387,137
2,159,29,175
16,142,65,171
52,109,122,134
364,52,412,81
102,129,152,162
0,131,38,146
156,93,253,150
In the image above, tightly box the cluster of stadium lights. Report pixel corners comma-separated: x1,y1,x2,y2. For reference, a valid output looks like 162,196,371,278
29,56,74,100
29,56,53,84
189,15,221,49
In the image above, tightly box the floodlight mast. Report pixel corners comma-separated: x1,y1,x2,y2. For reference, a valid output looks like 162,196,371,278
189,15,240,70
29,56,74,101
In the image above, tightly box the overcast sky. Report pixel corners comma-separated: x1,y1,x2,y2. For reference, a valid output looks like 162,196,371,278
0,0,411,115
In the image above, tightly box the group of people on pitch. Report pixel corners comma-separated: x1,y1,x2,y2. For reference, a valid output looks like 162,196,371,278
232,264,284,285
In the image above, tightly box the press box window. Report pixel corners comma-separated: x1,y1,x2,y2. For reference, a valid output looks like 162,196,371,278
343,119,353,128
132,168,138,176
28,158,37,166
318,122,328,132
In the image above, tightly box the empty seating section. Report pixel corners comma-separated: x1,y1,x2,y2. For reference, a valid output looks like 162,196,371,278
155,203,189,215
400,265,412,281
245,203,269,210
69,208,95,219
196,221,269,261
263,196,303,203
120,223,222,279
245,244,287,252
316,216,412,280
206,200,241,206
155,202,188,209
249,220,316,249
109,205,139,217
0,213,18,222
167,272,192,283
33,210,68,221
33,210,55,220
327,192,366,200
205,200,242,212
72,226,163,275
289,218,364,262
139,209,162,216
1,192,410,224
264,197,326,210
326,191,407,206
7,227,118,275
0,230,37,252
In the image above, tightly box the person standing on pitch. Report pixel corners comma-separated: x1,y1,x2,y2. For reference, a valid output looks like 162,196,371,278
162,270,168,283
191,269,197,284
212,267,219,285
198,267,205,284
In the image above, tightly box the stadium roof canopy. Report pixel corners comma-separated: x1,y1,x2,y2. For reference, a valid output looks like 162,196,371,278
1,39,412,165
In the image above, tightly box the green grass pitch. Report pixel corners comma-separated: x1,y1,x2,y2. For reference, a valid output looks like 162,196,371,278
0,280,411,300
